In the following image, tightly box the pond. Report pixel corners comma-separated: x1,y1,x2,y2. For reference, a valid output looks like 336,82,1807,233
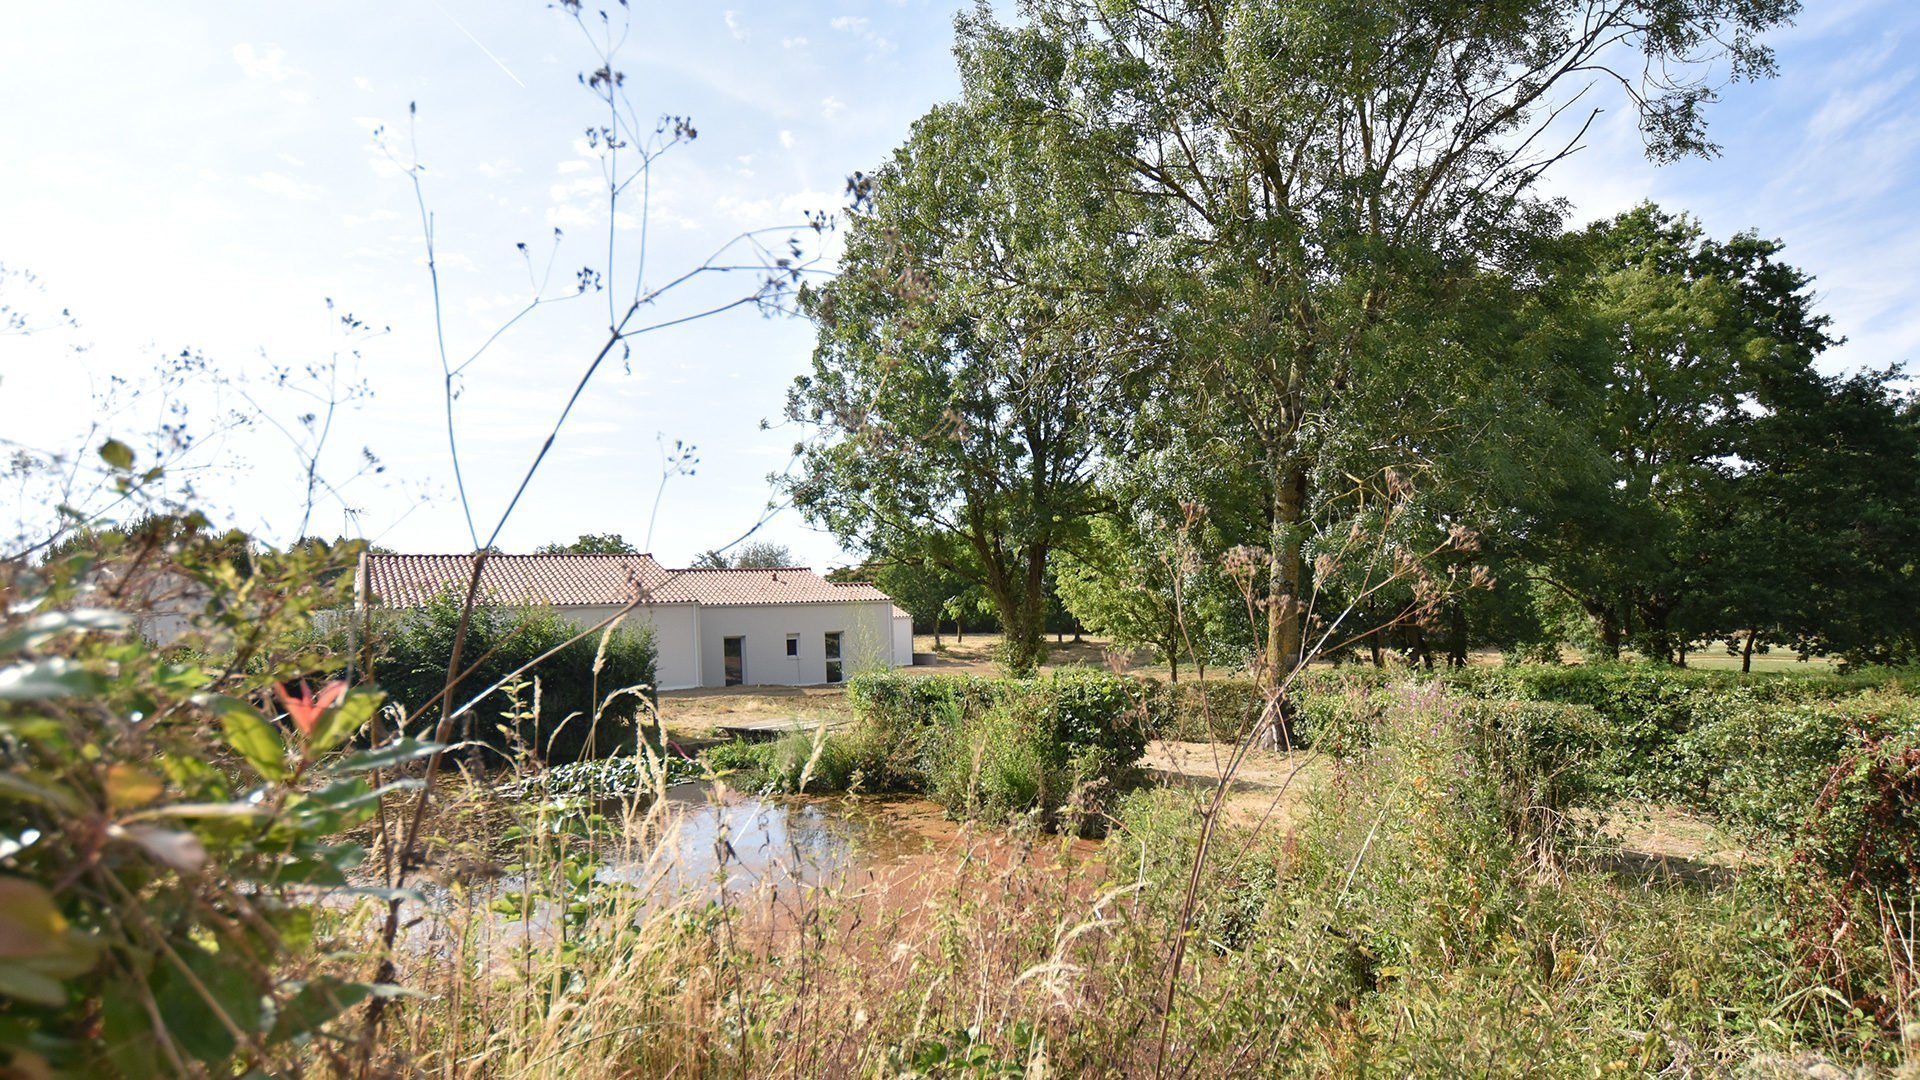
589,781,994,904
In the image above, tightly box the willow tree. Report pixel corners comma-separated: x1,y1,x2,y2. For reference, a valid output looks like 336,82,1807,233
785,103,1159,674
957,0,1797,682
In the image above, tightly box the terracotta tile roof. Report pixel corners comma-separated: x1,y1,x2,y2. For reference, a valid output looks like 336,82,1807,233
658,568,893,606
359,554,898,609
360,553,672,607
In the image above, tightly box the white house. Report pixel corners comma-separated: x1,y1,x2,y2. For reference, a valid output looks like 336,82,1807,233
356,552,914,691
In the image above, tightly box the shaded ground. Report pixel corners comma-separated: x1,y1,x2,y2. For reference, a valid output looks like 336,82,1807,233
1142,739,1330,833
910,633,1164,677
1580,804,1751,884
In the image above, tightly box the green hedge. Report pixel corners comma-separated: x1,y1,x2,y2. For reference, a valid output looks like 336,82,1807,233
1442,662,1918,804
1127,670,1400,748
845,670,1149,832
372,592,657,764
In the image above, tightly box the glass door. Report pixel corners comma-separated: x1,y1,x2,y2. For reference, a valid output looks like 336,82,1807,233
723,636,744,686
823,631,843,684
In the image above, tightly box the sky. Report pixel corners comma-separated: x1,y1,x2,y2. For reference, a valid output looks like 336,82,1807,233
1,1,1916,570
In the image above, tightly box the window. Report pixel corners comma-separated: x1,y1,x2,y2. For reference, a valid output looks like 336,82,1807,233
785,634,799,657
823,631,843,684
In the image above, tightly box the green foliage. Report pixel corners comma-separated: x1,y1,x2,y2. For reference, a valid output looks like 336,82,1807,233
786,100,1145,677
1444,662,1916,805
0,523,411,1076
691,540,795,569
507,751,704,802
846,671,1149,832
366,591,656,764
533,533,638,555
1108,683,1907,1071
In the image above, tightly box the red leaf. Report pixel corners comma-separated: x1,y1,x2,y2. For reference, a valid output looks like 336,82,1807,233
274,680,348,737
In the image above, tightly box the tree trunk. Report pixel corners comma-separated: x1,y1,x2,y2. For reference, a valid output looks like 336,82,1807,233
1410,624,1434,671
1263,462,1309,686
1741,627,1758,673
1591,603,1622,660
987,548,1050,677
1448,601,1469,668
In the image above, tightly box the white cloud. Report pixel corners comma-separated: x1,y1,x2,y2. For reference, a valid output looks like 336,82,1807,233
779,129,796,150
1806,67,1916,143
476,159,520,178
713,194,775,225
244,171,323,200
549,175,602,202
555,159,592,175
232,43,295,82
352,75,372,92
278,152,306,168
820,97,846,120
829,15,894,53
781,35,809,49
724,10,747,40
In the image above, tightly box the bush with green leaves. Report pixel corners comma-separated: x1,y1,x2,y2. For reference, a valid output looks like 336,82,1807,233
845,671,1149,831
1683,692,1920,892
1113,683,1906,1070
369,591,657,764
1442,662,1918,804
0,527,429,1077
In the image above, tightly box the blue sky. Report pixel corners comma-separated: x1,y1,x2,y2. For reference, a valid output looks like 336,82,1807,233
1,1,1916,569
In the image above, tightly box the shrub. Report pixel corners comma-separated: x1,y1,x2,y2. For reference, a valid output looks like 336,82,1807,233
1136,679,1266,742
1457,697,1613,859
1444,661,1920,804
755,730,871,795
370,591,657,764
1687,693,1920,891
845,670,1148,831
0,529,410,1076
1134,670,1401,749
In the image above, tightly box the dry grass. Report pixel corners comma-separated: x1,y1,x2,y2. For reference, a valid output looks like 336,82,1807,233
368,785,1127,1078
1142,739,1329,832
659,684,854,738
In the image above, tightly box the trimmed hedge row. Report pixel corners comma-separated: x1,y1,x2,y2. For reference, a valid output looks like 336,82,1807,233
844,670,1149,832
1442,663,1917,805
1123,661,1919,896
796,663,1919,893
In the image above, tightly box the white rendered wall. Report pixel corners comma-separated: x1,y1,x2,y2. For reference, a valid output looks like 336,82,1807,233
558,603,701,691
696,602,896,687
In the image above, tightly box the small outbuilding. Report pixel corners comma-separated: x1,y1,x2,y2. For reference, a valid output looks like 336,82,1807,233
356,552,913,691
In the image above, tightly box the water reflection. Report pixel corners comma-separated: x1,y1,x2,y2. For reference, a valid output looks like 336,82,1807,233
600,783,875,897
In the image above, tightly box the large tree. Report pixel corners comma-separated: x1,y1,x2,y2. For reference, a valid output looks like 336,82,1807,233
786,103,1156,674
1718,367,1920,667
956,0,1797,683
1527,204,1839,662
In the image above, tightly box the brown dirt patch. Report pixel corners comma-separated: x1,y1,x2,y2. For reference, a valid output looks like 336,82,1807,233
1141,739,1329,833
